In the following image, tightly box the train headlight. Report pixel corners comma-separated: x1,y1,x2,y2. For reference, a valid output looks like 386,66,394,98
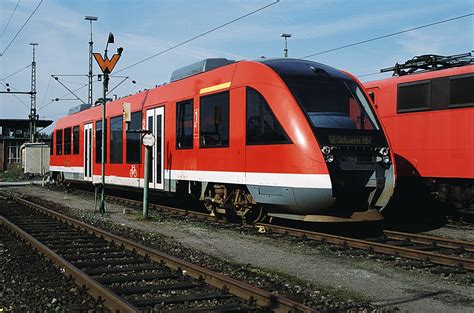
321,146,332,155
379,147,389,156
326,154,334,163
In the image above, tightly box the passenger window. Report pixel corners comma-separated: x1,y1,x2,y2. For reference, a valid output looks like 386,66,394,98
246,87,290,145
95,120,107,164
56,129,63,155
449,75,474,107
397,80,431,113
176,99,193,149
126,112,142,164
63,127,71,155
200,91,229,148
73,126,80,154
110,116,123,164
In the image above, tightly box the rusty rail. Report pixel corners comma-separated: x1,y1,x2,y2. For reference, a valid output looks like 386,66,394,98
383,230,474,252
58,188,474,271
0,191,316,313
0,216,139,312
256,223,474,271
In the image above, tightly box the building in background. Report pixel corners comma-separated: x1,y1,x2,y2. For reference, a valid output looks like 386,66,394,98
0,119,52,171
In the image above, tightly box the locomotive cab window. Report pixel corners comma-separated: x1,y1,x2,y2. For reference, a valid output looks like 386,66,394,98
397,80,431,113
126,111,142,164
449,75,474,108
176,99,193,149
246,87,290,145
200,91,229,148
56,129,63,155
64,127,71,155
110,116,123,164
73,126,80,154
96,120,107,164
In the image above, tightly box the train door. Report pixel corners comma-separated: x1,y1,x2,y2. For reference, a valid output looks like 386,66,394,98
146,107,164,190
83,123,93,181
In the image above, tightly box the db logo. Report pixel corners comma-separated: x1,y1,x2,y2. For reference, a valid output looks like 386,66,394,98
130,165,138,178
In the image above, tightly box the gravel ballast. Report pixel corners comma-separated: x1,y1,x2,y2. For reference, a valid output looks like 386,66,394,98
0,223,96,312
4,184,474,312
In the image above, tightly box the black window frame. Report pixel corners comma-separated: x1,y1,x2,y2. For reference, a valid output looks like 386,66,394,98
246,87,291,146
95,119,107,164
63,127,72,155
448,74,474,108
199,91,230,148
126,111,142,164
397,80,432,113
176,99,194,149
72,126,80,154
55,129,63,156
50,132,54,155
109,115,123,164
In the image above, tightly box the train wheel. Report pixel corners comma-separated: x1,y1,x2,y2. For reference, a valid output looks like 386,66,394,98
228,188,264,224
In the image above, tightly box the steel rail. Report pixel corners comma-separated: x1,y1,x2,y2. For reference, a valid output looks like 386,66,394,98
383,230,474,252
77,188,474,270
0,216,139,312
2,192,316,313
255,223,474,271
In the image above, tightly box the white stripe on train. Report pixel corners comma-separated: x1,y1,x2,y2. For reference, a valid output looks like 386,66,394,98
49,166,332,189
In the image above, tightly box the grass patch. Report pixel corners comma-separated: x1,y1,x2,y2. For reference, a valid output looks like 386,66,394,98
0,165,25,182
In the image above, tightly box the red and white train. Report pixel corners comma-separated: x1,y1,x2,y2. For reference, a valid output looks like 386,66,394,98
50,58,395,222
364,53,473,210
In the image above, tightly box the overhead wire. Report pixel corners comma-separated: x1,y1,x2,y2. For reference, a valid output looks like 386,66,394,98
0,64,31,81
115,0,280,74
0,0,43,56
0,0,20,38
300,13,474,59
0,81,30,109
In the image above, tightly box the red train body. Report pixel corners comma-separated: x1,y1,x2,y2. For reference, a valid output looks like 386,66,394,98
365,59,473,209
50,58,395,222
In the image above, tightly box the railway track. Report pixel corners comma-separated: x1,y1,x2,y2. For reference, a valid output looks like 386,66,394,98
85,188,474,272
0,193,315,312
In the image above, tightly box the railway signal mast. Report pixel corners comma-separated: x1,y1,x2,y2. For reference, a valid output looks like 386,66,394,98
93,33,123,214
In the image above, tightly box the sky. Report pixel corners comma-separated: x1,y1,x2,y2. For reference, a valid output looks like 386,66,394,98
0,0,473,133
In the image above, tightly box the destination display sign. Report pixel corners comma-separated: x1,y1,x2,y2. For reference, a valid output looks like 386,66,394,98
328,135,372,145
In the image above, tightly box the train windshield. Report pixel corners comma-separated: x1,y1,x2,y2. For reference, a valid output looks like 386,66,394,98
262,59,380,130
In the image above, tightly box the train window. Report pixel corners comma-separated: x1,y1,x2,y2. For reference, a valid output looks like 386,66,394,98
126,112,142,164
73,126,80,154
56,129,63,156
449,75,474,108
63,127,72,155
50,132,54,155
95,120,107,164
397,80,431,113
200,91,229,148
110,116,123,164
176,99,193,149
246,87,290,145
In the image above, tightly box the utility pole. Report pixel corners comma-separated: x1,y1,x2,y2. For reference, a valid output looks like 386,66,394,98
280,33,291,58
29,43,38,142
85,16,98,106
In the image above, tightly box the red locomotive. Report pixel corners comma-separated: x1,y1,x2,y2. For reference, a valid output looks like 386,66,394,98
50,58,395,223
364,53,473,210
